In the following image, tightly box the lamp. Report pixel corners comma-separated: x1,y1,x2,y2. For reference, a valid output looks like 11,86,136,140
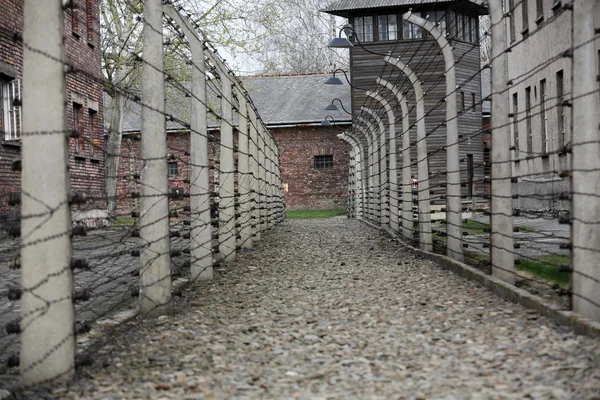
325,103,339,111
324,98,352,115
327,26,387,57
321,116,335,127
324,74,343,85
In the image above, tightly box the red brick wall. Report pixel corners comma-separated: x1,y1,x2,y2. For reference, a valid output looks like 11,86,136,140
272,126,350,211
0,0,105,212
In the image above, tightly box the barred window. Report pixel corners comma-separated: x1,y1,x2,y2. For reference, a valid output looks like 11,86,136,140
314,155,334,170
168,161,178,177
2,79,22,140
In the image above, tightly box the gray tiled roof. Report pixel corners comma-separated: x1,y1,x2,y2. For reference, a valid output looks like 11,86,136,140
105,72,352,133
323,0,486,16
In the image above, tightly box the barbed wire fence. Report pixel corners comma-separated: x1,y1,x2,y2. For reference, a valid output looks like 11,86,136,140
0,0,284,387
339,0,599,322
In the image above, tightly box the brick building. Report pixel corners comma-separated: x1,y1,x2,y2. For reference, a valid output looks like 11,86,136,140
0,0,105,228
111,73,352,214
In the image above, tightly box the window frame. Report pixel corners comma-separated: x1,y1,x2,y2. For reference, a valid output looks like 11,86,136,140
521,0,530,35
73,102,84,154
525,86,532,154
168,161,178,177
88,108,98,156
512,92,520,157
354,15,374,43
377,14,398,42
556,70,565,149
508,0,516,42
314,154,334,170
1,79,22,141
539,79,548,154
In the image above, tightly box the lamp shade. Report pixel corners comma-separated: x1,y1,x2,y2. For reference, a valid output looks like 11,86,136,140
324,76,343,85
325,103,339,111
327,37,353,48
320,119,332,127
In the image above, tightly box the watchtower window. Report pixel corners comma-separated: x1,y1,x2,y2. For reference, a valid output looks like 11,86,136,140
354,16,374,42
378,14,397,41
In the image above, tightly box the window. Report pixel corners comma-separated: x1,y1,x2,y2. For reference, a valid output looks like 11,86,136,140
403,12,422,39
89,109,98,156
525,86,532,154
71,0,79,36
378,14,397,41
472,92,477,111
536,0,544,21
512,92,519,156
461,91,465,112
86,0,93,43
354,16,374,42
168,161,178,177
508,0,516,42
483,147,490,176
448,10,456,37
73,103,84,153
1,79,22,140
522,0,529,34
556,70,565,147
470,16,478,42
433,11,446,37
314,155,334,169
540,79,548,154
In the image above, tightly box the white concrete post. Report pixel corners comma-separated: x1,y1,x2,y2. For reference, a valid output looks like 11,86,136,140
356,120,379,223
385,56,432,252
237,90,252,249
266,139,273,229
378,78,413,241
139,0,172,315
405,12,463,261
258,125,267,233
20,0,75,385
162,4,212,281
338,134,354,216
366,91,399,234
489,0,514,284
362,107,389,229
340,132,364,218
347,129,368,220
571,0,600,321
219,73,236,261
248,107,260,242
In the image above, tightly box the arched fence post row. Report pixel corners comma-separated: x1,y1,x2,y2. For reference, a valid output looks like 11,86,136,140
338,134,356,216
139,0,172,315
488,0,514,284
350,125,371,221
162,3,212,280
377,78,412,241
366,91,398,234
345,131,366,219
356,118,380,224
218,71,235,262
384,56,432,252
338,133,364,218
20,0,75,385
571,0,600,320
404,11,463,261
237,91,252,249
361,107,388,229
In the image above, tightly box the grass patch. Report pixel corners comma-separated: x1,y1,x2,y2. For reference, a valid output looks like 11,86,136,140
113,216,134,226
516,254,570,286
516,225,535,232
462,220,490,235
286,209,347,219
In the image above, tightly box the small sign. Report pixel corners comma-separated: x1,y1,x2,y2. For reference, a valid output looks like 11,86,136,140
283,183,289,193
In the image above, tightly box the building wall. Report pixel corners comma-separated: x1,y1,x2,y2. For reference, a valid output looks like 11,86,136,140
0,0,106,227
273,126,350,210
506,0,600,211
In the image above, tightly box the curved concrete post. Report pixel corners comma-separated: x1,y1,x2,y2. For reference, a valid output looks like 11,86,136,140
338,134,357,217
345,131,367,220
218,72,235,262
236,90,252,249
356,117,380,223
162,3,212,280
339,132,365,218
350,125,371,222
488,0,514,284
404,11,463,261
361,107,388,228
377,78,413,241
366,91,398,234
385,56,432,252
571,0,600,320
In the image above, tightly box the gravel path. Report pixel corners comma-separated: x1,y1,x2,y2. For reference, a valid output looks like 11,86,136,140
15,218,600,399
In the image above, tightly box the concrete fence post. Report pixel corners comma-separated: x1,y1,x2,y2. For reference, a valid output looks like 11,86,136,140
356,120,379,223
20,0,75,385
237,91,252,249
139,0,172,315
248,107,260,242
218,73,236,261
366,91,398,234
162,4,212,280
488,0,514,284
361,108,388,228
571,0,600,321
340,132,364,218
378,78,412,241
385,56,432,252
258,125,267,234
405,12,463,261
353,126,371,222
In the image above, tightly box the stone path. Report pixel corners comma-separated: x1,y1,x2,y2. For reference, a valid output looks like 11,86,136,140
14,218,600,399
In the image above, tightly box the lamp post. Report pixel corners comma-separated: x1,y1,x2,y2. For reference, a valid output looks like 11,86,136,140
377,77,413,241
384,56,432,252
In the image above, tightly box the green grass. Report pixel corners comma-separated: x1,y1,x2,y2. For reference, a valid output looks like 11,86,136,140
113,216,134,226
516,225,535,232
286,209,347,219
462,220,490,235
516,254,570,286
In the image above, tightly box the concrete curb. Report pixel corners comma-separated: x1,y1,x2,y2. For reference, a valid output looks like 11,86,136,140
360,218,600,338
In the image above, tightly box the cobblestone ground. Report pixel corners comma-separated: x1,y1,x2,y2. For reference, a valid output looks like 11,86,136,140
14,218,600,399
